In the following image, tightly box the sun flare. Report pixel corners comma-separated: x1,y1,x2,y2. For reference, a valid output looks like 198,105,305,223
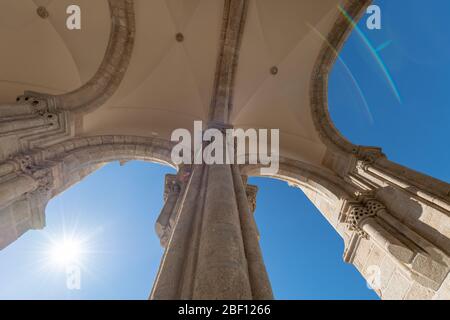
49,238,83,267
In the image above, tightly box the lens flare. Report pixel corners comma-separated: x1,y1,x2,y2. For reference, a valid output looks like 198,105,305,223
338,5,402,104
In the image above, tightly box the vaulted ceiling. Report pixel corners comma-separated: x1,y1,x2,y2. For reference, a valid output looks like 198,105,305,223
0,0,350,166
0,0,110,100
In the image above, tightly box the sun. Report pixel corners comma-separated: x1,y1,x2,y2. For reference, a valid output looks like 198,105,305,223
49,238,83,267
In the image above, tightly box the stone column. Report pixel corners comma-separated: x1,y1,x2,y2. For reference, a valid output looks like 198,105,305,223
151,164,273,300
0,191,46,250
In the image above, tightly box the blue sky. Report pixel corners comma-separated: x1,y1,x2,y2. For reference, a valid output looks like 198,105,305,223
0,0,449,299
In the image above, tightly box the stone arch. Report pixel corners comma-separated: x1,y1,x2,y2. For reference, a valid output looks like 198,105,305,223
21,0,136,115
310,0,450,202
310,0,373,156
49,136,176,198
242,156,450,299
242,158,357,251
308,2,450,298
19,0,135,115
0,135,175,250
0,0,136,162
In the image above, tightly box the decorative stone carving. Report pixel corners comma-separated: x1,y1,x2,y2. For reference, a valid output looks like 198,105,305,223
365,199,386,215
9,154,54,195
353,146,386,164
345,204,375,237
345,198,391,236
157,174,183,247
33,168,54,195
13,154,35,174
246,184,258,214
163,175,181,202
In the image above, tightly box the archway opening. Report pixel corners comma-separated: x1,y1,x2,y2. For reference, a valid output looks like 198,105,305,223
0,161,378,299
249,176,378,300
329,0,450,183
0,161,174,299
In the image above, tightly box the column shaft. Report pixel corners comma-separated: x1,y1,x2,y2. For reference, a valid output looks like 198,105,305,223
151,164,273,300
0,175,38,209
360,217,414,264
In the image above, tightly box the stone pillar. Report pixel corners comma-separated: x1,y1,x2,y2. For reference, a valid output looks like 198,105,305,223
345,202,415,265
151,164,273,300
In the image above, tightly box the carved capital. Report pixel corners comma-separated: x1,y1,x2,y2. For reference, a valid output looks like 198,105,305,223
33,168,54,194
246,184,258,214
353,146,386,164
163,174,181,202
345,204,375,237
178,165,192,183
364,199,386,215
345,197,388,238
13,154,35,175
355,160,370,172
11,154,54,194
